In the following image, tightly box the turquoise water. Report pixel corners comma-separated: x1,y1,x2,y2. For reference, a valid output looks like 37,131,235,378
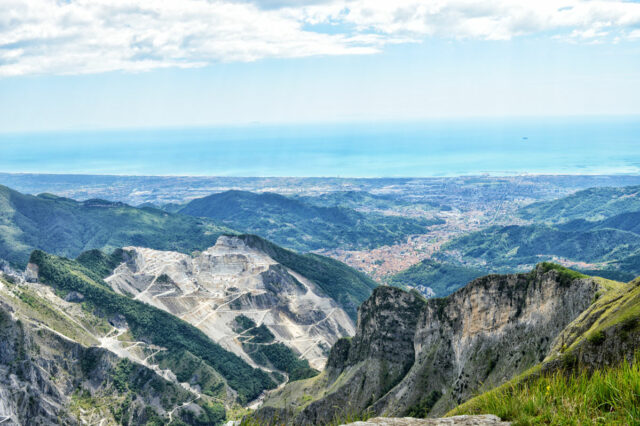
1,117,639,177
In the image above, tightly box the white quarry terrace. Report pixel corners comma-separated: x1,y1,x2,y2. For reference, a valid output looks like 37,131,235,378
105,235,355,370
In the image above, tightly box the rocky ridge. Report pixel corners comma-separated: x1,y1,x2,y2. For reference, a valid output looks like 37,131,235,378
257,264,603,424
0,272,224,424
343,415,510,425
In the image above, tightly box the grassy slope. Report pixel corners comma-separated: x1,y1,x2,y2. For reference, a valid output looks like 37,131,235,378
30,249,275,403
0,184,233,267
386,259,485,297
178,190,442,252
0,274,111,347
449,357,640,424
236,234,378,320
449,274,640,424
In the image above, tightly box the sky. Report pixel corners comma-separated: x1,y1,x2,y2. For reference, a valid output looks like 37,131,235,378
1,0,640,132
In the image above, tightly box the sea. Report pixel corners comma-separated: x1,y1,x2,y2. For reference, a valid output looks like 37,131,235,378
1,117,639,177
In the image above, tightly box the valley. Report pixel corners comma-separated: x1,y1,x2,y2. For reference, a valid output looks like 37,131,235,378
4,3,639,423
1,174,640,425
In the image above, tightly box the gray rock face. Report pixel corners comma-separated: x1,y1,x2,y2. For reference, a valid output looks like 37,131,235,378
259,266,601,424
343,415,510,425
63,290,84,302
24,262,38,282
0,300,195,425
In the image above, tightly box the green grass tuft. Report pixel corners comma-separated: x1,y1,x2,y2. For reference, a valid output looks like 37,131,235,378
449,353,640,425
539,262,588,286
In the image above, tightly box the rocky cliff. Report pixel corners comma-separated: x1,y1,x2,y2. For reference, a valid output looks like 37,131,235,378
257,264,602,424
0,275,224,425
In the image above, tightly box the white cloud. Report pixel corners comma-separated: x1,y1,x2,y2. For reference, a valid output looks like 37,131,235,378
1,0,640,76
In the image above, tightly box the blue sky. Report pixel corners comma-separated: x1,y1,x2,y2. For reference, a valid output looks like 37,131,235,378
1,0,640,132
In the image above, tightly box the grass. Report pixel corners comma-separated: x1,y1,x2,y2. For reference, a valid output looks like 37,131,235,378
539,262,588,285
1,283,102,347
450,274,640,425
550,276,640,355
449,354,640,425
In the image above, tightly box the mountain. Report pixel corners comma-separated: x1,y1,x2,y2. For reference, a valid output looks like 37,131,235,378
235,234,379,320
177,190,443,252
449,276,640,423
386,259,485,298
103,235,356,372
253,264,612,424
561,210,640,234
296,190,448,212
0,266,232,424
0,232,378,423
442,223,640,267
27,249,276,404
439,211,640,281
518,184,640,223
0,184,233,267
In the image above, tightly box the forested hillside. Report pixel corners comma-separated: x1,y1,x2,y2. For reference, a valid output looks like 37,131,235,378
0,185,233,267
518,185,640,223
178,190,442,252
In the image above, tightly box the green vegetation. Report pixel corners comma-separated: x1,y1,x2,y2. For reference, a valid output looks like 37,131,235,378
178,190,442,252
440,219,640,278
387,259,485,297
0,184,233,267
236,234,378,320
539,262,588,286
241,398,373,426
29,249,275,403
234,314,318,381
154,350,227,399
449,355,640,425
439,184,640,280
448,272,640,424
243,342,319,382
553,276,640,355
518,185,640,223
76,248,127,278
1,281,108,346
176,401,227,426
297,190,446,212
233,314,259,333
406,390,443,418
234,315,275,344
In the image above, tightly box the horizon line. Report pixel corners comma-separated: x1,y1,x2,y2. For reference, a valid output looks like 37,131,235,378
2,171,640,180
2,114,640,136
